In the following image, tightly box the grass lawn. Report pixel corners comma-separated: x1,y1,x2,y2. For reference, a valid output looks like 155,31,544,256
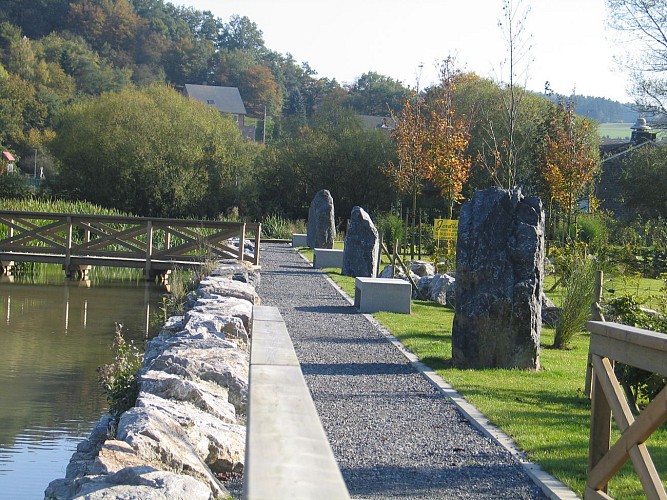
318,265,667,498
598,122,633,140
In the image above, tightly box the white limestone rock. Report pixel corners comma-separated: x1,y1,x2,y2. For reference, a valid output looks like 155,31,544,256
116,406,226,498
138,393,245,473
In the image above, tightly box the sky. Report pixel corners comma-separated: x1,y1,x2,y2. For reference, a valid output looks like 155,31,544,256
178,0,633,103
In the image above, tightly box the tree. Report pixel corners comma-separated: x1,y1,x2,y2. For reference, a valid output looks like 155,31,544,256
541,98,600,234
619,143,667,220
382,91,430,234
49,85,253,218
607,0,667,121
345,72,409,116
424,59,472,219
258,104,395,219
478,0,532,189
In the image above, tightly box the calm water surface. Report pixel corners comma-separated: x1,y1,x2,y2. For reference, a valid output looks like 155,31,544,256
0,272,164,499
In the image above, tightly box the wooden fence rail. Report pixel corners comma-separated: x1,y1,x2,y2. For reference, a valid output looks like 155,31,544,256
0,210,261,279
585,320,667,499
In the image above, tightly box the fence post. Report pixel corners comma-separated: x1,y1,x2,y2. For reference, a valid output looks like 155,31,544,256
585,270,605,398
253,223,261,266
239,223,246,261
587,354,612,497
145,220,153,280
64,216,72,272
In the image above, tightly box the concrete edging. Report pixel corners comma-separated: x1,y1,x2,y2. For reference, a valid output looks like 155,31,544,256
295,249,580,500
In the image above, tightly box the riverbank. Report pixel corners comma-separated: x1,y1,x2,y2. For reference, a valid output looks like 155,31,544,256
45,259,259,499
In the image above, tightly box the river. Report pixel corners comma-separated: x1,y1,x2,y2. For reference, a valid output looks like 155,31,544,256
0,271,164,499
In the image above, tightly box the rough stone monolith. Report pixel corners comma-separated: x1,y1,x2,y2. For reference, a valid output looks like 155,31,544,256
342,206,379,278
306,190,336,248
452,187,544,370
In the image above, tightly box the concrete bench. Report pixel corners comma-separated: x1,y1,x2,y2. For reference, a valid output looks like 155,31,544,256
291,233,308,247
354,277,412,314
245,306,350,499
313,248,344,269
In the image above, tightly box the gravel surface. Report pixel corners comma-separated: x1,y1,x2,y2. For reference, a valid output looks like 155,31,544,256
256,243,548,499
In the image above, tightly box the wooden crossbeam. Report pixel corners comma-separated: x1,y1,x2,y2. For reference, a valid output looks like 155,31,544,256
586,321,667,500
0,211,261,276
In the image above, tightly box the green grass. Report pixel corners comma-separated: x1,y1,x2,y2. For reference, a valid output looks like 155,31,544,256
321,265,667,498
598,122,633,140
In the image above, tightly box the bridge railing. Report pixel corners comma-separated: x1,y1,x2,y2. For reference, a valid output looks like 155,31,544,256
0,210,261,277
585,320,667,499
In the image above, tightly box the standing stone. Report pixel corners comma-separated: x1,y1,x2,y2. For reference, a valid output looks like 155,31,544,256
342,207,379,278
452,187,544,370
307,190,336,248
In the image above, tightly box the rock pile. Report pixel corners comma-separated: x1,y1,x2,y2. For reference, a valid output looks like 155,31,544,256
45,260,259,500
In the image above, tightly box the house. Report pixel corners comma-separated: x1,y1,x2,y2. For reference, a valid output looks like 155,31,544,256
597,117,658,220
183,84,255,140
357,115,395,135
1,151,15,175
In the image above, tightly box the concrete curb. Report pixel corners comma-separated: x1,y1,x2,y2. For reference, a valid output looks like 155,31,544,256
292,248,580,500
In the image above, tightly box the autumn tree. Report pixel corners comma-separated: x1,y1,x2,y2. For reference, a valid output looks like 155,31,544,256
541,98,600,235
424,59,472,219
382,91,430,235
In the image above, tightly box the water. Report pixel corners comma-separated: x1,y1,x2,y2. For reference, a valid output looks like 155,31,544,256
0,272,164,499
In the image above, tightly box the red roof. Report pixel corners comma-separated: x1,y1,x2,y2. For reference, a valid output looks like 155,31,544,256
2,151,15,162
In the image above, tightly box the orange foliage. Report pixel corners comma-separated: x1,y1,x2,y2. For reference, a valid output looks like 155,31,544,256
542,100,599,215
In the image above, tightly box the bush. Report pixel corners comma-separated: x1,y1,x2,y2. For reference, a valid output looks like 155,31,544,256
577,214,608,250
97,324,143,427
261,214,292,239
605,294,667,411
0,174,31,199
377,213,405,253
553,256,597,348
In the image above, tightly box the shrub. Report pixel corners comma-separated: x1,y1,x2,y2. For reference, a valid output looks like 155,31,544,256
553,256,597,348
577,214,609,250
261,213,292,239
97,324,143,428
605,294,667,411
377,213,405,253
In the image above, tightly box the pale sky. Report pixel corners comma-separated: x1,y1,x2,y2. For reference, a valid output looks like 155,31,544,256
179,0,633,102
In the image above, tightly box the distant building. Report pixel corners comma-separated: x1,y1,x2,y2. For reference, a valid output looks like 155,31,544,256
597,117,658,219
357,115,395,134
1,151,15,175
183,84,255,140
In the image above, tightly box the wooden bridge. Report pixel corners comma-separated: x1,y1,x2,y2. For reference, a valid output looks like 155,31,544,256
0,210,261,280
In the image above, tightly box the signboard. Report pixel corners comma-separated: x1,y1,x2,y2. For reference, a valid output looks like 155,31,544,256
433,219,458,242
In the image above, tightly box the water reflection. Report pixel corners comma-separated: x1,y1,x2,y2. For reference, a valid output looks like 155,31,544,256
0,274,164,498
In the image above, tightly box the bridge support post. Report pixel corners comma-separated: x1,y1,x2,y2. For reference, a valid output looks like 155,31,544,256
0,260,14,276
64,264,91,280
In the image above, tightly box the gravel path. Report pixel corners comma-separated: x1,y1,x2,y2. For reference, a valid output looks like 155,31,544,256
256,243,548,499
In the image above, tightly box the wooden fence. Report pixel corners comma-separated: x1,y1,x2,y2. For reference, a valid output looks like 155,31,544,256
585,320,667,499
0,210,261,279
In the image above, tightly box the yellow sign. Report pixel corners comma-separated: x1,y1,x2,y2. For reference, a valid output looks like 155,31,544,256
433,219,458,242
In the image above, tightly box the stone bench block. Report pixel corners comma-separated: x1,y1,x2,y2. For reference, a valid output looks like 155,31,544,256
354,277,411,314
291,234,308,247
313,248,344,269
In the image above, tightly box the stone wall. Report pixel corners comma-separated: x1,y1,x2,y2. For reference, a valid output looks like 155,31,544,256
45,259,259,500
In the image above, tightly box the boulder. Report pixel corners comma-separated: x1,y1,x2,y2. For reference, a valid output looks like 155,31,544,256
452,187,544,370
45,466,213,500
116,406,227,497
409,260,436,277
307,190,336,249
417,274,456,306
342,206,379,278
144,339,249,414
138,393,245,473
193,276,260,305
